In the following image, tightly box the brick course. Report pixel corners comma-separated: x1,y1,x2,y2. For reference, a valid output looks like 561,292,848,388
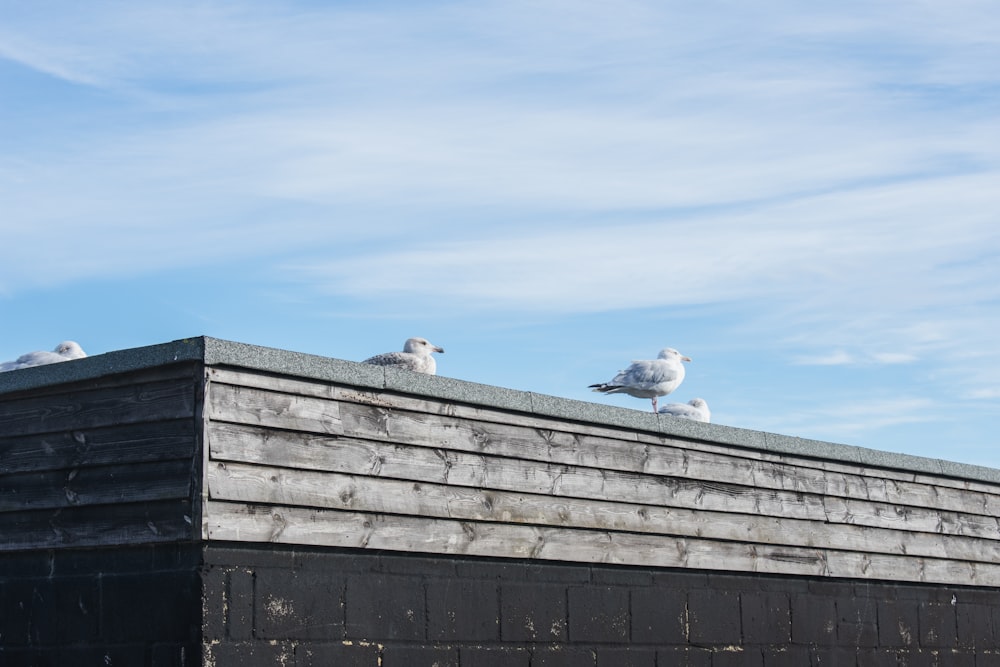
0,544,201,666
2,543,1000,665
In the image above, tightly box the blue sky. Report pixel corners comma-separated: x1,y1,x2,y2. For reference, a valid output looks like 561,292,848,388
2,1,999,467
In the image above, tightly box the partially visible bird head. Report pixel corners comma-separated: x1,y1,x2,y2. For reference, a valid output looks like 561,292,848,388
658,348,691,363
54,341,86,359
404,337,445,355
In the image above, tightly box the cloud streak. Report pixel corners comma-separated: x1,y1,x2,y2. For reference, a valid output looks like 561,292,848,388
286,170,1000,312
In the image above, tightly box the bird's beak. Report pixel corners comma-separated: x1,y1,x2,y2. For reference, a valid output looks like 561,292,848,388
682,356,692,362
435,346,445,354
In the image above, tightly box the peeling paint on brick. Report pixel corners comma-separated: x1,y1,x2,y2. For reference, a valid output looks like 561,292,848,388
264,595,294,621
899,620,914,645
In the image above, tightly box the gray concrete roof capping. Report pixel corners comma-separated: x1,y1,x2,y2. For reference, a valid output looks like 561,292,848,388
2,335,997,484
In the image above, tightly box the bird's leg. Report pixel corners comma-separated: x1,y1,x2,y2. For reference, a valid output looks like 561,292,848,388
651,397,658,412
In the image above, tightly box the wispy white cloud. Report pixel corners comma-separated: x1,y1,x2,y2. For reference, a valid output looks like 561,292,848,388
0,30,105,87
793,351,918,367
745,396,941,440
794,350,857,366
870,352,919,365
4,99,998,290
967,388,1000,400
3,1,998,223
284,169,1000,310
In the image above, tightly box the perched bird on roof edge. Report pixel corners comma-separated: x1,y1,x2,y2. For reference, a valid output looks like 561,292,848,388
362,337,444,375
1,341,87,372
658,398,711,423
589,347,691,412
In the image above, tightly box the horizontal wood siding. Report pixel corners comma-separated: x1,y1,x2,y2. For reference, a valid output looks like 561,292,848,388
0,365,201,551
204,367,1000,586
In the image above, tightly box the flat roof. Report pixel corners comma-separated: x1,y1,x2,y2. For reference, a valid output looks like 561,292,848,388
2,335,996,484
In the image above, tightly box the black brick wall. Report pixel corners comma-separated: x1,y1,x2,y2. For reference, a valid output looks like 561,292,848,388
0,544,201,666
201,544,1000,666
5,542,1000,665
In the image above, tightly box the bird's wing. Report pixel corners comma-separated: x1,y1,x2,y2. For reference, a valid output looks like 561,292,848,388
9,351,66,369
614,359,678,387
362,351,421,370
659,403,700,419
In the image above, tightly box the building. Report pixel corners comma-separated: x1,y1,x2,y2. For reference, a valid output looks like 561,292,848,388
2,337,999,665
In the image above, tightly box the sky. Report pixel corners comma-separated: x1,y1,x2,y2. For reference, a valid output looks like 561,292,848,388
1,1,999,468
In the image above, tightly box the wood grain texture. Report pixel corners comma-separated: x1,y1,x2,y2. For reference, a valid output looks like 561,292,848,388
202,368,1000,585
0,419,196,475
208,369,1000,515
206,367,999,494
206,460,1000,563
1,459,193,512
1,500,195,551
207,423,1000,541
0,367,200,552
205,500,1000,587
0,377,196,438
5,359,996,582
208,381,342,434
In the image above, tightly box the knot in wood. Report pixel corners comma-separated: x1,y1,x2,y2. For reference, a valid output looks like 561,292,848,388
472,429,490,447
461,522,477,539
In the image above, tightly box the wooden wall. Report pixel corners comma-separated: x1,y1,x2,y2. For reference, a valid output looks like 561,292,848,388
202,366,1000,587
0,363,201,551
4,336,999,589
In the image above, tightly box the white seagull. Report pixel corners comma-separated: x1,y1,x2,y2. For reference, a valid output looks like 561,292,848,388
1,341,87,372
658,398,711,423
590,347,691,412
362,337,444,375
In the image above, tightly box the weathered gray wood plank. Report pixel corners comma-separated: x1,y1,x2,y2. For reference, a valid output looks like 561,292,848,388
206,460,1000,563
206,369,1000,518
207,381,342,434
207,422,1000,540
207,367,1000,496
336,402,1000,518
204,500,1000,587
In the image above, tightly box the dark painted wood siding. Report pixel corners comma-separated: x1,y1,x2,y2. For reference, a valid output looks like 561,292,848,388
0,363,201,551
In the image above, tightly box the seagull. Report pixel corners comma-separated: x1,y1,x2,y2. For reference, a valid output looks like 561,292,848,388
361,337,444,375
0,341,87,372
658,398,711,423
589,347,691,412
